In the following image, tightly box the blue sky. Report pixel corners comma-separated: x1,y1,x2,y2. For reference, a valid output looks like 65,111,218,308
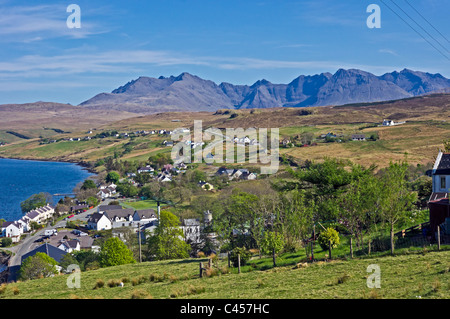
0,0,449,105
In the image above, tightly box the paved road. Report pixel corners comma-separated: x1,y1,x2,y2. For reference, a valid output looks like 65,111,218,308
4,199,112,282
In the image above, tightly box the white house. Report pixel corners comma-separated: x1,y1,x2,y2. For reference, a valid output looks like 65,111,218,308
87,213,112,231
58,239,81,253
1,222,23,243
137,166,154,174
431,150,450,197
382,119,406,126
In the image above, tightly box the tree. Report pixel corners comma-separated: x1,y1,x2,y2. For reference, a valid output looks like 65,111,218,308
73,250,100,271
378,161,417,255
278,190,315,252
147,210,190,260
86,196,99,207
148,153,173,169
317,227,340,251
99,237,136,267
444,139,450,152
59,253,79,272
18,252,58,280
106,171,120,184
20,192,52,213
338,171,380,249
81,179,97,190
260,231,285,267
116,183,139,198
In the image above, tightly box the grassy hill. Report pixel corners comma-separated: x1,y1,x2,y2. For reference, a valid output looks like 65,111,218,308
1,250,448,299
0,94,449,169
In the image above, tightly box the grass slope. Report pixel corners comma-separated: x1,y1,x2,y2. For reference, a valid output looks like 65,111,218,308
1,250,448,299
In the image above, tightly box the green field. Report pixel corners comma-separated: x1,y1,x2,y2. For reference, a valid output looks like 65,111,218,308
121,199,165,211
1,250,448,299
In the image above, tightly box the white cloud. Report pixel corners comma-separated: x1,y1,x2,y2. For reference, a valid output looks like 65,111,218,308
379,49,399,57
0,4,107,41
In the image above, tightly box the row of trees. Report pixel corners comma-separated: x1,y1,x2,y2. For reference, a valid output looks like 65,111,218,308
202,158,420,265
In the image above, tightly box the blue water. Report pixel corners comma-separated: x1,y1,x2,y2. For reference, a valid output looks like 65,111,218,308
0,158,94,221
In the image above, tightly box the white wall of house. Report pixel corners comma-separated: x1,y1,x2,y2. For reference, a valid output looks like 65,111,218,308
433,174,450,193
89,215,112,231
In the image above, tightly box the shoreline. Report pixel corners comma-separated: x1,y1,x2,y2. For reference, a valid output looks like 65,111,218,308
0,155,98,175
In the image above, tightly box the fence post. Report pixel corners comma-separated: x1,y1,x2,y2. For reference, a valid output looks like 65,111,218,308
238,254,241,274
208,257,212,269
437,226,441,251
199,262,203,278
328,240,332,260
227,251,231,268
368,239,371,256
350,237,353,258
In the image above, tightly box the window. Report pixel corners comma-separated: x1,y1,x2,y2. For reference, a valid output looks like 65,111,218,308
441,176,447,189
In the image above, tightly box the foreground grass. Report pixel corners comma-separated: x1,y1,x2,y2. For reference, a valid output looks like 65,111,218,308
1,250,448,299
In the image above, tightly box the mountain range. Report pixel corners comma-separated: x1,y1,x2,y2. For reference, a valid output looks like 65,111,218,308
80,68,450,114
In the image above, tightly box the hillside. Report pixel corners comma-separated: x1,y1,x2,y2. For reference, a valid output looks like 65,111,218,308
79,69,450,114
0,102,137,143
1,93,448,169
0,250,448,299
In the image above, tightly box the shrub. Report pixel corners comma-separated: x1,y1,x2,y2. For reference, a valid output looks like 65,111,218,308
107,279,121,288
197,251,205,258
11,286,19,295
335,273,351,285
131,278,139,286
0,284,7,295
1,237,12,247
131,289,152,299
318,228,340,251
169,275,179,283
93,279,105,289
229,247,252,267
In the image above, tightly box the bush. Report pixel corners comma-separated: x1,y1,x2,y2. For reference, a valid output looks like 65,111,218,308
229,247,252,267
93,279,105,289
1,237,12,247
131,289,152,299
317,227,340,251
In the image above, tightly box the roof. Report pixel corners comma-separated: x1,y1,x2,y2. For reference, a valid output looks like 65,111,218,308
98,205,123,212
88,212,106,223
134,209,157,220
21,243,67,264
429,192,449,203
434,153,450,175
182,218,200,226
60,239,80,249
26,211,40,219
105,208,135,220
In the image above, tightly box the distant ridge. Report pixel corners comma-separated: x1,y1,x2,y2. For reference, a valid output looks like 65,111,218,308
80,68,450,114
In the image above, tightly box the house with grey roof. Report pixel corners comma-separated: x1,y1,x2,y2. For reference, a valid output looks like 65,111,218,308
21,243,67,264
58,239,81,253
133,209,157,223
98,205,123,213
87,212,112,231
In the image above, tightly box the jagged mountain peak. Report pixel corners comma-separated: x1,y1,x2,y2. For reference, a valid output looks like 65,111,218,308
80,69,450,114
